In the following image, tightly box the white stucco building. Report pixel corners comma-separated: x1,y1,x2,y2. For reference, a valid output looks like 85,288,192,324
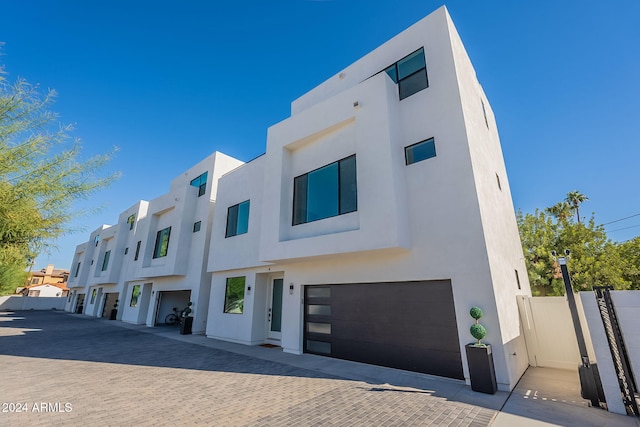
205,6,531,391
65,152,243,333
66,6,531,391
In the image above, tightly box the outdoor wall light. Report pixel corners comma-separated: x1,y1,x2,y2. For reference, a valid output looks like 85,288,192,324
289,284,294,295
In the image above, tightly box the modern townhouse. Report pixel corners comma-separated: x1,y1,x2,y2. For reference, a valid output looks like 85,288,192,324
65,152,243,334
205,6,532,391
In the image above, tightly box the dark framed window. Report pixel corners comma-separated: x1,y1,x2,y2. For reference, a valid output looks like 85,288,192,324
94,235,100,247
515,269,521,290
384,48,428,100
225,201,250,237
134,241,141,261
127,214,136,230
224,276,245,314
293,155,357,225
152,227,171,259
74,262,81,278
124,247,129,255
130,285,140,307
193,221,202,233
90,288,97,304
190,172,208,197
405,138,436,165
101,250,111,271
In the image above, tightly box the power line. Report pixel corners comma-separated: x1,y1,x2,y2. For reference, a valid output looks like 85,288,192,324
602,212,640,226
607,224,640,233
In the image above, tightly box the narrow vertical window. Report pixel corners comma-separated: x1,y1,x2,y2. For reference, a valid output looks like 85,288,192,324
515,269,521,290
134,241,141,261
127,214,136,230
130,285,141,307
481,99,489,129
496,173,502,191
74,262,81,278
101,250,111,271
153,227,171,258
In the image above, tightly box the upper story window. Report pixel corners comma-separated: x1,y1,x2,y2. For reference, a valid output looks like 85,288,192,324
384,48,428,100
74,262,81,278
94,235,100,246
190,172,208,197
101,250,111,271
127,214,136,230
153,227,171,259
134,241,141,261
226,201,250,238
405,138,436,165
293,155,357,226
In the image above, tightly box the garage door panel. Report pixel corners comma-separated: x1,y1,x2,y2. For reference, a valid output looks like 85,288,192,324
304,280,463,380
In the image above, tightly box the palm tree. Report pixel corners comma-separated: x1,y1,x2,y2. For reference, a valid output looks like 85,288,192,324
565,191,589,224
545,202,571,222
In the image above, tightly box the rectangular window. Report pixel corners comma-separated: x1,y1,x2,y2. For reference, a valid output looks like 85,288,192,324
74,262,81,278
515,269,521,290
101,250,111,271
481,99,489,129
193,221,202,233
405,138,436,165
124,247,129,255
90,288,97,304
31,278,39,284
224,276,245,314
293,155,357,225
134,241,141,261
225,201,250,237
385,47,428,100
190,172,208,197
127,214,136,230
130,285,141,307
153,227,171,258
94,235,100,246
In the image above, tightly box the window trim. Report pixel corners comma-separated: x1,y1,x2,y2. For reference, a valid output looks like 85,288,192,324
292,155,357,226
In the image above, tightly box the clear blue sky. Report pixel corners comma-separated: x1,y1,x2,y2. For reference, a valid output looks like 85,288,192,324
2,0,639,271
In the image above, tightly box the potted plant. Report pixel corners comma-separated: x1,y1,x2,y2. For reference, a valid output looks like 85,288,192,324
180,302,193,335
465,306,497,394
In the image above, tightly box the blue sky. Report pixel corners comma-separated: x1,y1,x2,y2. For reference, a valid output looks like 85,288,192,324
2,0,639,270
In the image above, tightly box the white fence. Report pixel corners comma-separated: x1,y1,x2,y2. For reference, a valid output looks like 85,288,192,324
0,296,67,311
517,291,640,416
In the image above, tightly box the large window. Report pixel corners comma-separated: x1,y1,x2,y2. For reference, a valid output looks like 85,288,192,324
225,201,250,238
384,48,428,100
224,277,245,314
130,285,140,307
293,155,357,225
153,227,171,259
101,250,111,271
190,172,208,197
405,138,436,165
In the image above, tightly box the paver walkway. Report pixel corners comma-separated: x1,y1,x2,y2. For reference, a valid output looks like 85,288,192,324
0,311,495,426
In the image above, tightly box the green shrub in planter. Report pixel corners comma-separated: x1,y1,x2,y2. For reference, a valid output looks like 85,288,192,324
469,306,487,346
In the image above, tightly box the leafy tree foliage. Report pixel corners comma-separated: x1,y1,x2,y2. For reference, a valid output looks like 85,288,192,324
0,62,117,295
518,192,636,296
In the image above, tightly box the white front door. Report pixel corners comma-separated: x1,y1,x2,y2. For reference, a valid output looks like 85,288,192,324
267,278,284,341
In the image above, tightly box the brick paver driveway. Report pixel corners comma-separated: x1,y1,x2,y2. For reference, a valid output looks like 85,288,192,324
0,311,496,426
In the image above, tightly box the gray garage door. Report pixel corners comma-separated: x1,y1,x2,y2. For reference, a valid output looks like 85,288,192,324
303,280,463,380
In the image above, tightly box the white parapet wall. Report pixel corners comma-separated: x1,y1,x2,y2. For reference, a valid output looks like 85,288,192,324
0,296,67,311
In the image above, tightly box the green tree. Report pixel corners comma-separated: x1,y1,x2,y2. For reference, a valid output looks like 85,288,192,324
0,62,118,295
565,190,589,224
616,237,640,290
517,193,631,296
